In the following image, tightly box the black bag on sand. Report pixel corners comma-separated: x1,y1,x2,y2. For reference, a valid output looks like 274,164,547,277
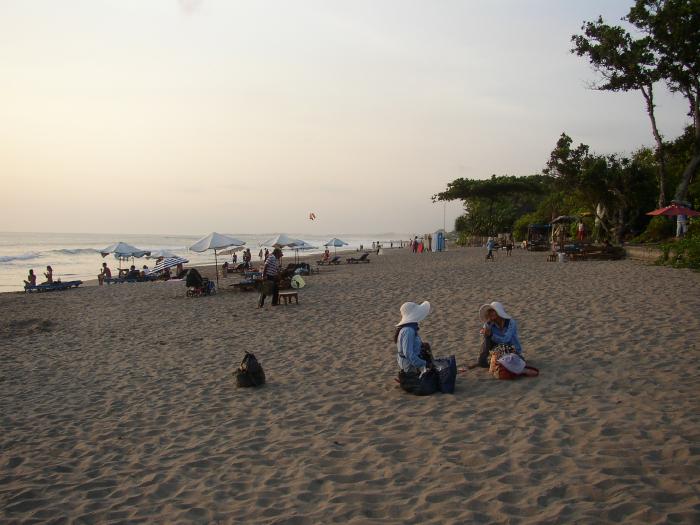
235,352,266,387
433,355,457,394
398,368,438,396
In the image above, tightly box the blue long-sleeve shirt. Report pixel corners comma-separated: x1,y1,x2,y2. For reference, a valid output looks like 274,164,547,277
488,318,522,355
396,324,427,372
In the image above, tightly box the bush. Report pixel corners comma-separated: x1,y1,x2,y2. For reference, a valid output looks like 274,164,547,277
634,216,675,243
658,235,700,270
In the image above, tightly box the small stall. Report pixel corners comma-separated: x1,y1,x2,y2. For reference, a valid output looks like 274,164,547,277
526,224,551,251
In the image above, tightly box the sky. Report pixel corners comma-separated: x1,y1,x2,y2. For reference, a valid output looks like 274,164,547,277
0,0,692,235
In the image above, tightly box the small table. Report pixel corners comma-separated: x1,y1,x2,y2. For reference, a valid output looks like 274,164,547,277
278,291,299,305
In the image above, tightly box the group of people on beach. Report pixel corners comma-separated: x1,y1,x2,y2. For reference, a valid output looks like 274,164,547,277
23,265,54,287
395,299,536,395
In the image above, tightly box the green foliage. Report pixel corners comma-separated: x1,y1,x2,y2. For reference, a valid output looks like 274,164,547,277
633,215,675,242
658,235,700,270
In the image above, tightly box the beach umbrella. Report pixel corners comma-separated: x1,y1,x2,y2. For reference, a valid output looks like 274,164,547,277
324,237,348,254
100,242,151,268
147,249,179,259
291,240,317,264
150,256,189,275
646,203,700,217
259,233,302,249
189,232,245,286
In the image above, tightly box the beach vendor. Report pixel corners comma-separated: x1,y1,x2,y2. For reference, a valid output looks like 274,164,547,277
474,301,523,368
395,301,438,395
23,269,36,288
258,248,282,308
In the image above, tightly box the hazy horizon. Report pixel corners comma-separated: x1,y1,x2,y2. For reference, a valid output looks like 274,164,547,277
1,0,691,235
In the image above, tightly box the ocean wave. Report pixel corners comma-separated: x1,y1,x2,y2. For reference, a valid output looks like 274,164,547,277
49,248,101,256
0,252,41,263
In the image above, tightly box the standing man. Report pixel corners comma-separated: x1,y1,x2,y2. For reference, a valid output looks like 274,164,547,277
258,248,283,308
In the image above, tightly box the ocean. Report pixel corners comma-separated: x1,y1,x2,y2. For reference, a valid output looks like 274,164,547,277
0,232,408,292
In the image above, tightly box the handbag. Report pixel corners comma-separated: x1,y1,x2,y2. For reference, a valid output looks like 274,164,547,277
235,352,266,387
489,344,516,379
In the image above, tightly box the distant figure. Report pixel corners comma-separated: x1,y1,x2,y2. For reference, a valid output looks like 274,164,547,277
43,265,53,284
232,252,238,264
24,269,36,288
506,238,513,256
175,263,184,276
413,236,418,253
258,249,264,261
418,241,424,253
485,237,495,260
577,220,586,241
322,248,330,262
376,243,381,255
428,234,432,252
372,242,376,250
98,262,111,285
259,248,282,308
264,248,270,261
677,214,687,238
141,265,150,278
390,241,393,249
126,265,140,280
222,261,229,276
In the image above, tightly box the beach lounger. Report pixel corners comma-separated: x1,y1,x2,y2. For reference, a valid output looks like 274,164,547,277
317,255,341,266
230,278,259,292
24,280,83,293
346,253,370,264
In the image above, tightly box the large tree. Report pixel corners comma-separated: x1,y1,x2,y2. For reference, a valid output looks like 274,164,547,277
573,0,700,205
627,0,700,203
572,15,667,205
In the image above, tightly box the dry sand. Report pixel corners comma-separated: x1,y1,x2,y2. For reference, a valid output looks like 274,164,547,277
1,247,699,524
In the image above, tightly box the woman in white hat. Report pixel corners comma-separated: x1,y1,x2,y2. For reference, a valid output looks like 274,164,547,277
474,301,523,368
394,301,436,395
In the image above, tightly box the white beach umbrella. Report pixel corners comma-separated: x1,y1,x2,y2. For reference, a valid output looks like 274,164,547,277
324,237,349,254
189,232,245,286
150,256,189,275
259,233,302,249
100,242,151,268
291,240,317,263
147,249,179,259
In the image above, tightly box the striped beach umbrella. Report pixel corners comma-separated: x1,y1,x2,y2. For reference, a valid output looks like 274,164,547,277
150,256,189,275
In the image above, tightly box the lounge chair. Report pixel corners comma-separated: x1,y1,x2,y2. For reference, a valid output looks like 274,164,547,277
24,280,83,293
317,255,341,266
346,252,370,264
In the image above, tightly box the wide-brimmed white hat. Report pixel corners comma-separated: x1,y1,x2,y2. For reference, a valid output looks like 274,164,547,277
479,301,511,322
498,353,525,374
396,301,431,326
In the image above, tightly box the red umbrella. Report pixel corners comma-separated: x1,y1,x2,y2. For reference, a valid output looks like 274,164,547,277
646,204,700,217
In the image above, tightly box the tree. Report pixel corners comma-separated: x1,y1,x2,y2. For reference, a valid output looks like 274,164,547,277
627,0,700,203
433,174,550,236
572,16,668,205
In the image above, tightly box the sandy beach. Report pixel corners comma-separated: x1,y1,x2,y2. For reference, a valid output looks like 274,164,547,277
1,247,699,524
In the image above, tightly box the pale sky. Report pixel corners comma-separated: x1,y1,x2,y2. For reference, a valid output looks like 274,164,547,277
0,0,691,235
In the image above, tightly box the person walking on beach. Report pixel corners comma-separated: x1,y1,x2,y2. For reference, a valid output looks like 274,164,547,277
577,220,586,241
395,301,436,395
24,269,36,288
264,248,269,261
258,248,283,308
258,248,264,262
485,237,495,260
473,301,523,368
98,262,111,285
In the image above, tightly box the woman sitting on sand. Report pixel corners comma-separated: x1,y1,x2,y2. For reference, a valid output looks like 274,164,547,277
395,301,437,395
475,301,523,368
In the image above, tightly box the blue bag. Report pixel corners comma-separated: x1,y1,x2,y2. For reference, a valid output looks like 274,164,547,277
433,355,457,394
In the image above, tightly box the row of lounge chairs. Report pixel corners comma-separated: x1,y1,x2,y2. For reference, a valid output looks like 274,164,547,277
24,280,83,293
317,252,371,265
